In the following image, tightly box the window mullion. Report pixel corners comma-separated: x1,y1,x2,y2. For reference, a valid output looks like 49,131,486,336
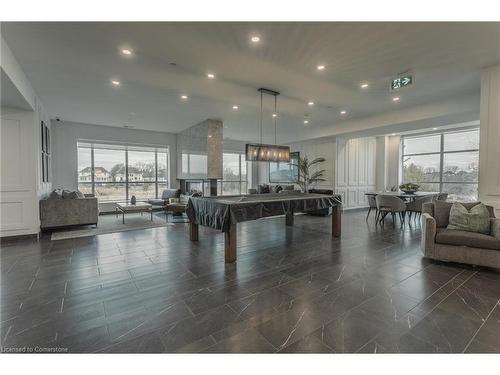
439,133,444,193
155,150,158,198
91,144,95,196
125,149,129,201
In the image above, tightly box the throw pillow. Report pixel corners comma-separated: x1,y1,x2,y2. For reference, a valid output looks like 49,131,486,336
75,190,85,198
447,202,491,235
49,189,63,199
61,189,73,199
67,191,80,199
273,185,283,193
257,184,270,194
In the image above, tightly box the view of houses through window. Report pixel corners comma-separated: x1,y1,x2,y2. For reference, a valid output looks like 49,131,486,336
78,142,169,201
402,128,479,202
219,152,248,195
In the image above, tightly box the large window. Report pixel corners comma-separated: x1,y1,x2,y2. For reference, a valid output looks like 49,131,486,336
402,129,479,201
218,152,248,195
78,142,169,202
269,152,299,183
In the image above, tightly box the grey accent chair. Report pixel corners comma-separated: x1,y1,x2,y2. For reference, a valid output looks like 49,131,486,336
148,188,181,208
366,195,378,221
406,195,435,222
375,195,407,226
421,201,500,268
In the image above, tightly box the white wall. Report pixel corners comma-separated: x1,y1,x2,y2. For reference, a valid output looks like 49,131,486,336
1,37,51,237
1,108,38,236
1,37,36,110
51,120,178,191
385,135,401,190
335,137,377,208
290,140,336,190
479,64,500,216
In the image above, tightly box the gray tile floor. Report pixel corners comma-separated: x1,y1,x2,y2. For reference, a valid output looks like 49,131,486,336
1,210,499,353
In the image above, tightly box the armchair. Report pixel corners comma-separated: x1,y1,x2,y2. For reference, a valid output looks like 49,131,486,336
421,201,500,268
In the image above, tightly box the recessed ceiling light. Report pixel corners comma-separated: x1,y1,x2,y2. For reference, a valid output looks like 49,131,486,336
207,73,215,79
307,101,314,106
232,105,239,110
432,127,437,130
391,133,397,136
360,82,369,89
392,97,400,102
272,113,277,118
121,49,132,56
303,120,309,124
340,110,347,115
317,65,325,71
181,95,188,100
250,36,260,43
111,80,121,86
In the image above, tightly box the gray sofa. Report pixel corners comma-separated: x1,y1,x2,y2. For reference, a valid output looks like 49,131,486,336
248,184,296,194
40,190,98,229
421,201,500,268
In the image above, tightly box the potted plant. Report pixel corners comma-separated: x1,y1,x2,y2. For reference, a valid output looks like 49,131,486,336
290,156,326,193
399,182,420,194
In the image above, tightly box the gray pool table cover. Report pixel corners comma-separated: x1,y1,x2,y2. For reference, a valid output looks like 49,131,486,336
186,193,342,231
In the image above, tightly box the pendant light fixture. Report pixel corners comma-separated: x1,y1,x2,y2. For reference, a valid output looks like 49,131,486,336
245,88,290,162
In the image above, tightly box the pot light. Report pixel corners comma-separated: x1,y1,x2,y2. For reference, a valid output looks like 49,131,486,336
391,133,397,136
317,65,325,71
340,110,347,115
181,95,188,100
232,105,239,110
392,97,400,102
111,80,121,86
121,49,132,56
303,120,309,124
251,36,260,43
432,127,438,130
207,73,215,79
360,82,369,89
272,113,277,118
307,101,314,106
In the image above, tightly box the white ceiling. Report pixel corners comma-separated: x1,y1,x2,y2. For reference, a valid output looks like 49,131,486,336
2,22,500,143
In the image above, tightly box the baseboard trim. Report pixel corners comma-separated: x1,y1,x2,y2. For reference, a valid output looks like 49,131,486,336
0,233,39,243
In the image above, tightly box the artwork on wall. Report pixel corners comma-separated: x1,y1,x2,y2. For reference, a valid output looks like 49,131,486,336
41,121,50,182
269,151,299,183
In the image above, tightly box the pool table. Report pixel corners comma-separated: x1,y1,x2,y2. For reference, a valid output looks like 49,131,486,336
186,192,342,263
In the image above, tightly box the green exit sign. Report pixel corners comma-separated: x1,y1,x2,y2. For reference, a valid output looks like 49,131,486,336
391,75,413,90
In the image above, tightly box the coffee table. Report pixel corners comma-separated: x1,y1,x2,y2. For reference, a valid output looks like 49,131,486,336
116,202,153,224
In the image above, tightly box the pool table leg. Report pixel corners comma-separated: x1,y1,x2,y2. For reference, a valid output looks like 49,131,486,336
225,223,237,263
190,222,199,241
285,210,294,226
332,205,341,237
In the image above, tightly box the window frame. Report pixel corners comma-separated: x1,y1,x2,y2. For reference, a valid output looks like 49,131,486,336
401,128,479,200
77,142,169,202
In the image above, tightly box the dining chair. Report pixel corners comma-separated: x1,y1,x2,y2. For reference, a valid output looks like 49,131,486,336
434,193,448,201
375,195,407,226
405,195,434,222
366,195,378,221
